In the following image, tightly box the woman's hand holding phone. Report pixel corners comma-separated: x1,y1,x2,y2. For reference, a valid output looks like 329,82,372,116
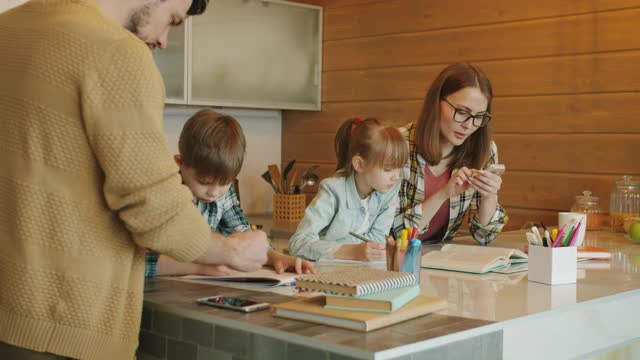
468,164,504,199
444,166,473,198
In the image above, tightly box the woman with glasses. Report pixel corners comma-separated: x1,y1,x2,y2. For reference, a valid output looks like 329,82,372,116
393,63,508,244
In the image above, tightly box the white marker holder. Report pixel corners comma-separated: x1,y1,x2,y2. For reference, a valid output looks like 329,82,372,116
528,245,577,285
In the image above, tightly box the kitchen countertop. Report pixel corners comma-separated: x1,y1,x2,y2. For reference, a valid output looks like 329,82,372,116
138,230,640,360
140,280,497,360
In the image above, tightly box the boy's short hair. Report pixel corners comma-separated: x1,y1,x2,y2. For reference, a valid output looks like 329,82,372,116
179,109,246,185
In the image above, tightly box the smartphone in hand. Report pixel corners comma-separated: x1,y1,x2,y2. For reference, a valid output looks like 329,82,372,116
487,164,505,176
196,295,270,313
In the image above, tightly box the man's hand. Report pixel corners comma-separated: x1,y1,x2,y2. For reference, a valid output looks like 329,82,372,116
191,230,269,272
225,230,270,272
266,249,316,274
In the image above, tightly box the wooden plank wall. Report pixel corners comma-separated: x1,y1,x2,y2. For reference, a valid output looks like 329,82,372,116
285,0,640,230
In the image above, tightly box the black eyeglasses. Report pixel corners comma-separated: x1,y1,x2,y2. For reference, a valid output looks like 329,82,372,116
441,97,491,127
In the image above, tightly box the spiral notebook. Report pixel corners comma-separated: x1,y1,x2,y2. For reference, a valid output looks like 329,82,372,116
295,267,417,296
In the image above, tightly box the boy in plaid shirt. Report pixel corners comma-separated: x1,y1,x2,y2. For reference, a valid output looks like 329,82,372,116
146,109,314,278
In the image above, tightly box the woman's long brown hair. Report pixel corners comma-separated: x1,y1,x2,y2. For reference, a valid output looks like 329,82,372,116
415,63,493,170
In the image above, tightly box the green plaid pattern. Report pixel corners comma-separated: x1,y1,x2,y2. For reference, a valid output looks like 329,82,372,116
145,185,249,278
393,123,508,244
196,184,251,235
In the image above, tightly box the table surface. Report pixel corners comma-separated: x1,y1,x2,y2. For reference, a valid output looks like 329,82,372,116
143,228,640,358
143,279,493,356
424,230,640,322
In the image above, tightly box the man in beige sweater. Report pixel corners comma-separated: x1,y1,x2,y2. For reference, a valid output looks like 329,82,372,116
0,0,270,359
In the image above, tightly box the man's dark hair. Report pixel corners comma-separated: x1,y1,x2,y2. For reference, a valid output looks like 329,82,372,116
187,0,209,15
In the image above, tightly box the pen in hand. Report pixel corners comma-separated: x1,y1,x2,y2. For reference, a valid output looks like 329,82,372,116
348,232,373,242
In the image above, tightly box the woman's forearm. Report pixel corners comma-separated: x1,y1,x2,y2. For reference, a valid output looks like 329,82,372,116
419,189,450,229
478,195,498,226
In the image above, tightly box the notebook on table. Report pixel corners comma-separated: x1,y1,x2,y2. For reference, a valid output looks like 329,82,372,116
180,268,297,286
272,295,447,332
295,267,417,296
324,285,420,313
421,244,528,274
577,246,612,260
523,245,612,261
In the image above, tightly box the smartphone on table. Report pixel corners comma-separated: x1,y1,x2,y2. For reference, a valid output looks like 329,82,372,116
196,295,270,313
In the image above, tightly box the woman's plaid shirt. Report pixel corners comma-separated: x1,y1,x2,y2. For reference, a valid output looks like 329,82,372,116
392,123,508,244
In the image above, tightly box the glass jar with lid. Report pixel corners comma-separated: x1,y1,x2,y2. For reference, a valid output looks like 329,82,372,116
610,175,640,232
571,190,604,231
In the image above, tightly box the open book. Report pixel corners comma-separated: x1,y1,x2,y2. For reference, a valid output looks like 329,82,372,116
180,268,297,287
421,244,528,274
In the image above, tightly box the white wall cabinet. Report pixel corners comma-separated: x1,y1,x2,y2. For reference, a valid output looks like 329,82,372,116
0,0,27,13
154,0,322,111
154,24,188,101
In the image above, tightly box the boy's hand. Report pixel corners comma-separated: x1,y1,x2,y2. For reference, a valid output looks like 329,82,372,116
225,230,269,272
197,264,241,277
267,249,316,274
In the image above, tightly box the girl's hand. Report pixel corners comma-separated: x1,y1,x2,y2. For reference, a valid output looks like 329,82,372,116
468,169,502,199
443,166,473,198
333,242,386,261
354,242,386,262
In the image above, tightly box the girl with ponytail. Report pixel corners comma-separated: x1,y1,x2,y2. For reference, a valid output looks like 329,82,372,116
289,118,409,261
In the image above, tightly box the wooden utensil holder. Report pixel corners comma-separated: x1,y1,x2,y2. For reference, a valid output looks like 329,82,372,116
273,194,306,223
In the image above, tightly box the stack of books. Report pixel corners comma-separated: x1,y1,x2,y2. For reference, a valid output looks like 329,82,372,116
272,267,447,332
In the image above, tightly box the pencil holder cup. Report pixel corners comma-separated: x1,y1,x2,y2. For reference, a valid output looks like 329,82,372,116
558,212,587,246
272,194,306,223
528,245,577,285
398,239,422,284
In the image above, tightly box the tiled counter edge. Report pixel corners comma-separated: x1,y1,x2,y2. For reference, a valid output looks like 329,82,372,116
137,300,503,360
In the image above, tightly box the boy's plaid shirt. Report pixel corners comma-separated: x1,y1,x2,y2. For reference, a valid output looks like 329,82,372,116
392,123,508,245
196,185,251,236
145,185,249,278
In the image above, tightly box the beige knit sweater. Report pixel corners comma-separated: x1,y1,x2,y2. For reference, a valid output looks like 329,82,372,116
0,1,212,358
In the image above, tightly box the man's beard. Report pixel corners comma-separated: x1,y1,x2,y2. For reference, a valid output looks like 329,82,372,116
125,1,159,41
